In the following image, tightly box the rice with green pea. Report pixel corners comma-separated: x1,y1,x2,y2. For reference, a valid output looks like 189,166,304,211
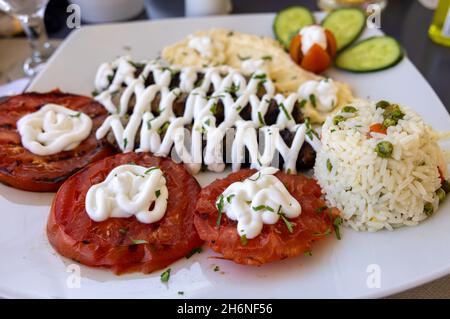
314,99,449,232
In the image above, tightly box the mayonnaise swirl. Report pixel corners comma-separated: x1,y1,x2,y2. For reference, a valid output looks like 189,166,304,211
94,56,327,174
85,165,168,223
218,167,301,239
17,103,92,156
299,25,328,55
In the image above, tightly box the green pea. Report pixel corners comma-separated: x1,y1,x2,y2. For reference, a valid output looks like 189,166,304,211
436,188,446,202
424,202,434,216
382,118,397,128
375,141,393,158
376,100,390,109
342,106,357,113
390,107,405,121
333,115,346,125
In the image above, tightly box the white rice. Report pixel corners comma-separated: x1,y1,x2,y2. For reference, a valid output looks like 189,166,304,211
314,99,447,232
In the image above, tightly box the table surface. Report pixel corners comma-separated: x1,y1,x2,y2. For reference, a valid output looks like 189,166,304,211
0,0,450,299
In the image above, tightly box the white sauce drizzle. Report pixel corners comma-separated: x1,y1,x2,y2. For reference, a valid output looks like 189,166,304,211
85,165,168,223
94,56,325,175
17,103,92,156
298,79,337,112
218,167,301,239
299,25,328,55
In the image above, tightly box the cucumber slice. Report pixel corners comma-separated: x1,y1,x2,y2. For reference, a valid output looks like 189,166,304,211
322,8,366,51
273,6,315,49
335,36,404,73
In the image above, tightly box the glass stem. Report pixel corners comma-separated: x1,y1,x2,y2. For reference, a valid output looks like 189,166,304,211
17,9,52,62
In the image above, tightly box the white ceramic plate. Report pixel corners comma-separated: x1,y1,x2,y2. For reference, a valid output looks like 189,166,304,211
1,13,450,299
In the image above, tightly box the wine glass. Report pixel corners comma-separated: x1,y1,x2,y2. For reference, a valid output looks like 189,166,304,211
0,0,55,77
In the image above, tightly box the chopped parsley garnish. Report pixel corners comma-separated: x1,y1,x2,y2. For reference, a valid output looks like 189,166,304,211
315,205,328,213
333,217,343,240
92,89,99,97
277,206,295,233
298,99,307,108
185,247,202,259
226,194,235,203
213,265,220,272
261,55,272,61
258,111,265,126
333,115,346,125
69,112,81,118
309,94,317,108
248,172,261,181
157,121,170,135
146,118,153,129
313,229,332,237
128,61,145,69
123,138,128,149
304,117,319,140
216,194,224,227
279,103,292,121
225,82,240,95
240,234,248,246
252,205,274,212
327,159,333,172
209,103,218,115
304,251,313,257
107,74,114,83
144,167,159,174
160,268,171,282
237,54,251,61
155,189,161,198
252,73,267,80
131,239,148,245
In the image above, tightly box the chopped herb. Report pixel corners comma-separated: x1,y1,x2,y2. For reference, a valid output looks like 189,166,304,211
160,268,171,282
240,234,248,246
107,74,114,83
287,168,292,174
333,217,343,240
277,206,295,233
313,229,331,237
209,103,218,115
185,247,202,259
145,167,159,174
92,89,99,97
252,205,274,212
226,194,235,203
258,111,265,126
155,189,161,198
216,194,224,226
248,172,261,181
178,291,184,295
227,31,234,37
69,112,81,118
424,202,434,216
213,265,220,272
304,117,319,140
131,239,148,245
309,94,317,108
279,103,292,121
225,82,240,95
129,61,145,69
315,205,328,213
252,73,267,80
237,54,251,61
333,115,346,125
436,188,446,202
342,106,357,113
304,251,313,256
261,55,272,61
375,141,393,158
158,121,170,135
326,159,333,172
376,100,390,109
236,106,243,112
123,138,128,149
298,99,307,108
